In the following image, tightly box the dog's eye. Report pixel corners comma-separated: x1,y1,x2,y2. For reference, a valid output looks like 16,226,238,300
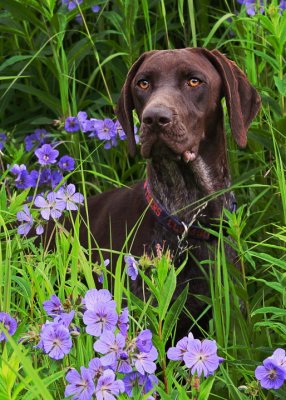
137,79,150,90
187,78,201,87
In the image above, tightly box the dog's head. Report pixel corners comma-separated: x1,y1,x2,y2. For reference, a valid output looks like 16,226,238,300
116,48,261,159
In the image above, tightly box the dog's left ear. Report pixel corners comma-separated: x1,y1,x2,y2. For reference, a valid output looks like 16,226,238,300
199,48,261,147
116,51,158,157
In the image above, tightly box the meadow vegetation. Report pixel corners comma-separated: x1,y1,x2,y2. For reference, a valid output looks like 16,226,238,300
0,0,286,399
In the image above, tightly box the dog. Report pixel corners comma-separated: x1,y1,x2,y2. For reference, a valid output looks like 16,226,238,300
68,49,261,330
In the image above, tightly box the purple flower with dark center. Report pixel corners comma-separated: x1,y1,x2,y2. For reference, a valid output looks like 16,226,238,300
279,0,286,10
0,312,17,342
134,345,158,375
65,366,95,400
43,295,63,317
51,170,63,189
118,308,129,337
56,184,84,211
255,358,286,389
65,116,80,132
35,144,59,165
34,192,66,220
183,338,222,377
93,119,116,141
89,357,106,379
39,322,72,360
17,205,34,235
94,331,126,367
116,350,132,373
95,369,124,400
136,329,153,353
269,348,286,373
91,5,100,13
83,288,116,311
124,255,138,281
58,155,75,171
83,303,118,337
0,133,6,150
167,332,194,361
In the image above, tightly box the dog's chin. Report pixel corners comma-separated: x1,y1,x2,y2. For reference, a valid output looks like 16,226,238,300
141,139,198,163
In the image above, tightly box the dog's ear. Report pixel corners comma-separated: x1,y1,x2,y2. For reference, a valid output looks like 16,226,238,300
116,51,157,157
200,49,261,147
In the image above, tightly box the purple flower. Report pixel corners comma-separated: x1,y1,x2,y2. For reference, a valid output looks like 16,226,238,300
89,358,106,379
118,308,129,337
83,288,116,311
134,346,158,375
38,168,51,186
29,170,39,188
237,0,264,15
136,329,153,353
25,129,47,151
123,372,158,397
104,137,118,150
255,358,286,390
0,312,17,342
91,5,100,13
54,310,75,328
92,119,116,141
183,338,222,377
0,133,6,150
58,155,75,171
62,0,83,11
56,184,84,211
269,348,286,373
95,369,124,400
10,164,32,189
34,192,66,220
35,144,59,165
279,0,286,10
39,322,72,360
124,255,138,281
65,366,95,400
114,120,126,140
51,170,63,189
65,116,80,132
94,331,125,367
167,332,194,361
83,303,118,337
43,295,63,317
10,163,26,178
16,205,34,235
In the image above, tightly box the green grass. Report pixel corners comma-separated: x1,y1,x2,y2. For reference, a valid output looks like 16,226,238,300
0,0,286,399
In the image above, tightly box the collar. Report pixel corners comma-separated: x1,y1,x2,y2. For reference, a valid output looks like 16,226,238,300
143,179,237,241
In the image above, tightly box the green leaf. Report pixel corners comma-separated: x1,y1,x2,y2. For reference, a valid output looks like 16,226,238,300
158,267,176,321
274,76,286,97
198,376,215,399
162,285,188,343
252,307,286,317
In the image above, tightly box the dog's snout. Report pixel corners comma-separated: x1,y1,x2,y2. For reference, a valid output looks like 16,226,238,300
142,106,172,128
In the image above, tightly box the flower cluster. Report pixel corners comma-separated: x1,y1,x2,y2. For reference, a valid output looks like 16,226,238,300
32,289,158,399
237,0,286,15
64,111,139,149
0,312,17,342
167,332,224,377
255,348,286,390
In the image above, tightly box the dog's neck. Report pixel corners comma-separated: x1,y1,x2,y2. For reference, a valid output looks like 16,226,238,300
146,126,232,226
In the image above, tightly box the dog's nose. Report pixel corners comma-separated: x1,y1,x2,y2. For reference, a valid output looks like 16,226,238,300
142,106,172,128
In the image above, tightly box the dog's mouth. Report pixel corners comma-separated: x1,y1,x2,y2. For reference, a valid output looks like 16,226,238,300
143,138,198,163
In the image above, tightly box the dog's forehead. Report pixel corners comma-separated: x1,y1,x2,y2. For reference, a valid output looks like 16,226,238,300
135,49,221,83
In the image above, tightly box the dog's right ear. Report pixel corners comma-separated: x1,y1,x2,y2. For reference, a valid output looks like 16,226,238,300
115,51,157,157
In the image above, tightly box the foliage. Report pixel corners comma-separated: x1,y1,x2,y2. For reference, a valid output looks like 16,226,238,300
0,0,286,399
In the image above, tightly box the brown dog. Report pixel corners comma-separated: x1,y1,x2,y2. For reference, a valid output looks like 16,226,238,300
77,48,260,328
